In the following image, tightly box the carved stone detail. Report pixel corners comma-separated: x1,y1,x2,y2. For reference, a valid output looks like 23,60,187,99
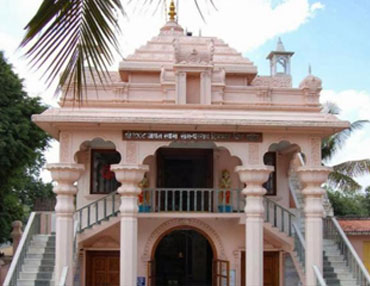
126,141,138,164
113,85,128,102
310,137,321,166
248,143,260,165
173,38,214,64
251,76,292,88
60,132,72,162
257,87,272,102
142,218,227,261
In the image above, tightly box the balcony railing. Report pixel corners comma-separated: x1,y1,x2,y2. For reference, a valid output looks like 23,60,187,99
76,189,295,236
140,188,244,213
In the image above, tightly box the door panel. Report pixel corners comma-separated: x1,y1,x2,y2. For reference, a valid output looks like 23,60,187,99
240,251,279,286
86,251,120,286
264,252,279,286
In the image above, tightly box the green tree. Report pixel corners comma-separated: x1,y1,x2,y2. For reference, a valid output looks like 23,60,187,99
327,187,369,217
0,51,52,243
321,103,370,192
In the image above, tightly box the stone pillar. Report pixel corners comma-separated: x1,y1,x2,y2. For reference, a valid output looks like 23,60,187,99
11,221,23,254
297,166,331,286
47,163,84,286
200,70,212,104
111,164,149,286
175,71,187,104
236,165,274,286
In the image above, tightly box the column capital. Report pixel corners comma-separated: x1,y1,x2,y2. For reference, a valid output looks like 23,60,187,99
236,165,274,196
297,166,331,196
111,164,149,196
46,163,84,195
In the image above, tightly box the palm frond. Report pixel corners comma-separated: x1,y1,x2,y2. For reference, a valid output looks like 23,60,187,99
20,0,124,102
333,159,370,177
327,171,362,192
322,120,369,161
321,101,341,115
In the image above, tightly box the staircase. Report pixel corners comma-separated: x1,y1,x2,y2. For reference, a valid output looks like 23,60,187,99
323,239,359,286
288,153,370,286
17,234,55,286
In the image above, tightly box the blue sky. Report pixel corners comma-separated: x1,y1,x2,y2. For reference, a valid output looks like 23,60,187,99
0,0,369,187
248,1,370,92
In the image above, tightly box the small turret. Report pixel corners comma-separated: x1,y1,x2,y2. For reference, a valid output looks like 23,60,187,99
267,38,294,76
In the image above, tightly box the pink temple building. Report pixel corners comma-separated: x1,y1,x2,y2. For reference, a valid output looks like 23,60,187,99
4,2,370,286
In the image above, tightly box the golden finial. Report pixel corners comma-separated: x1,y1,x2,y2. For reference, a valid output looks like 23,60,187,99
168,0,176,21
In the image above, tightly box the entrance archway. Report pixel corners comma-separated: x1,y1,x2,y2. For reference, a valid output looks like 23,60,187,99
153,229,214,286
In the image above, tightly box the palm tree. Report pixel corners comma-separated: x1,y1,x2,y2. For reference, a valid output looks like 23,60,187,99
19,0,214,102
322,102,370,192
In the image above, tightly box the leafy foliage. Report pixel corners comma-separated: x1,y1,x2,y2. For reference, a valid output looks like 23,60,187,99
20,0,216,102
20,0,124,102
327,187,369,217
0,52,52,243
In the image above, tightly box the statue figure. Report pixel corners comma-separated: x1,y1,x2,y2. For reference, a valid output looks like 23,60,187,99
219,169,232,205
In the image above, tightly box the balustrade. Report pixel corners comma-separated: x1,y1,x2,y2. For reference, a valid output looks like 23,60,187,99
77,189,296,239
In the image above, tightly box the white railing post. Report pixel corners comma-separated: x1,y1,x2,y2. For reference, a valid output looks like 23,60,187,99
313,265,327,286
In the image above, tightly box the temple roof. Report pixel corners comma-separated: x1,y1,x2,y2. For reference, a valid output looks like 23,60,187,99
119,19,257,77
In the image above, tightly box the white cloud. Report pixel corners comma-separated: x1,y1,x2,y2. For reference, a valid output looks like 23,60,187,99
119,0,324,56
310,2,325,13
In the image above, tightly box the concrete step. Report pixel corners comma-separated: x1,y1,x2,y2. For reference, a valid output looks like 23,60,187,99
26,252,55,259
23,259,55,267
22,265,55,273
17,279,54,286
27,248,55,255
20,272,54,280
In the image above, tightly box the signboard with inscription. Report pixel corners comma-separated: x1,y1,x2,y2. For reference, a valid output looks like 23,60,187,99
123,131,262,142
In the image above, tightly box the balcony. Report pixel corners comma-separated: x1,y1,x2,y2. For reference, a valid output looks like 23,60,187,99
76,188,295,237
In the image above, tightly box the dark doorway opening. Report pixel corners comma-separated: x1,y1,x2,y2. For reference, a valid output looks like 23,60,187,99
157,148,213,188
154,229,214,286
156,148,213,212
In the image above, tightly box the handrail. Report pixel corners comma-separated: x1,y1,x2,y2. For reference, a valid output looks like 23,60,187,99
324,216,370,285
3,212,40,286
264,197,295,236
292,223,305,270
76,191,119,232
58,266,69,286
76,190,118,212
313,265,327,286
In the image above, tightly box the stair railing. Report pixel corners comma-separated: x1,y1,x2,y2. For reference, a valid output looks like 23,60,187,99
3,212,41,286
264,197,295,236
58,266,69,286
324,216,370,286
313,265,327,286
76,191,119,232
292,222,305,270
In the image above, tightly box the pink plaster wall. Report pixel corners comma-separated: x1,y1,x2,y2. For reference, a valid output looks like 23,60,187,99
130,72,160,84
270,153,290,209
347,235,370,261
186,74,201,104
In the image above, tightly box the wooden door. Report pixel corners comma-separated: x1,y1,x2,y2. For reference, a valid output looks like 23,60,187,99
240,251,279,286
364,241,370,272
264,252,279,286
147,260,155,286
86,251,120,286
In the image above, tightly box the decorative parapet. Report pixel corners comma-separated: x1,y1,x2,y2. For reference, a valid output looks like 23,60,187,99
251,75,292,88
